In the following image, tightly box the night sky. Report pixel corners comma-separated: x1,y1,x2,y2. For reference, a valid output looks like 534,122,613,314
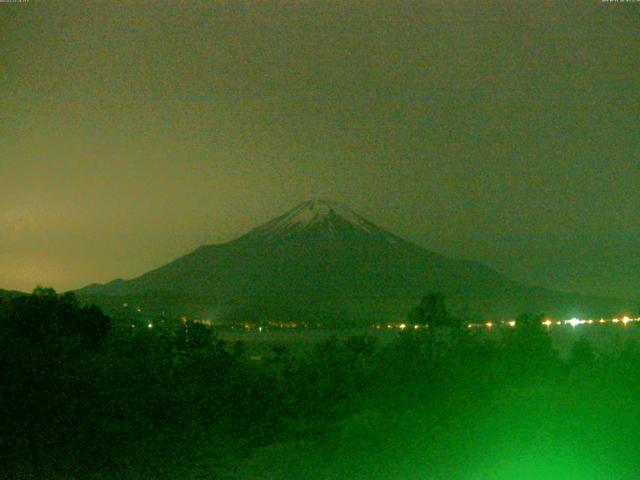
2,2,639,299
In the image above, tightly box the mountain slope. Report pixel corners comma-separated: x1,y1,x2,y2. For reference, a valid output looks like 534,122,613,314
77,200,630,321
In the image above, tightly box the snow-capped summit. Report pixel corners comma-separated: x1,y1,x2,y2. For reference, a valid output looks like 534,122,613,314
282,199,366,228
236,199,400,243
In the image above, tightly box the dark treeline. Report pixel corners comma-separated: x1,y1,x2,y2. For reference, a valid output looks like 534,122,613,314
2,289,640,479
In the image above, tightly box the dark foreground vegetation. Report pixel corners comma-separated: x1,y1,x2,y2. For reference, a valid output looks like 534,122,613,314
2,289,640,479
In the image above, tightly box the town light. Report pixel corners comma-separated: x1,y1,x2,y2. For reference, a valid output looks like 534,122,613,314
566,318,581,328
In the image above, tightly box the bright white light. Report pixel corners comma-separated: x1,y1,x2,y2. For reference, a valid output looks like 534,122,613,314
566,318,581,328
399,323,407,330
485,322,493,328
622,316,631,326
258,326,263,332
612,318,620,324
542,319,553,327
147,323,153,329
507,320,516,327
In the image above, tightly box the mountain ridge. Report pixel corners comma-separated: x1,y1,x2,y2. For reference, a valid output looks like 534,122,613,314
77,200,631,322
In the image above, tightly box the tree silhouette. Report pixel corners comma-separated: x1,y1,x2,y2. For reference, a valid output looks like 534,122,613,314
408,293,462,329
501,313,558,377
0,287,111,475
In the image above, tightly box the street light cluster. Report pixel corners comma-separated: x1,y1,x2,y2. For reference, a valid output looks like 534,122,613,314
467,316,639,329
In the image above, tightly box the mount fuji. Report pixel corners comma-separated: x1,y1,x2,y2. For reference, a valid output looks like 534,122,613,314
77,200,627,322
